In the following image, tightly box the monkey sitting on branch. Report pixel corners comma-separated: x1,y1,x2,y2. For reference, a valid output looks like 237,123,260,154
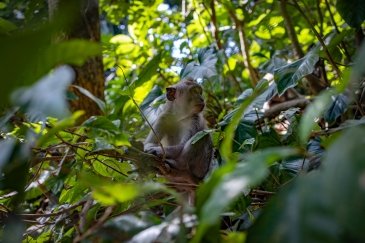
143,78,213,195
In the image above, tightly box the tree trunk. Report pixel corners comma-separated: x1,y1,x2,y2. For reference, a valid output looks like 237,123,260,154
49,0,105,121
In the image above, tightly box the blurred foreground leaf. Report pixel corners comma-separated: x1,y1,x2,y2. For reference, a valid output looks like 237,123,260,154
11,66,75,121
247,127,365,243
336,0,365,28
194,147,299,242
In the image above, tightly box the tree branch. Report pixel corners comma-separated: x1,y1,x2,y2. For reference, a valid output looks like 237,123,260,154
292,0,341,77
225,6,259,86
263,98,310,119
208,0,222,49
279,0,304,58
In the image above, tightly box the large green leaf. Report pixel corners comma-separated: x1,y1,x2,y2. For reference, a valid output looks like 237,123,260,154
220,83,276,154
322,127,365,240
274,51,319,95
299,90,333,144
82,116,131,147
323,94,349,123
349,41,365,91
42,39,101,67
220,94,256,163
336,0,365,27
247,172,340,243
180,47,218,80
133,53,162,88
11,66,75,121
194,147,298,243
0,1,99,109
0,26,52,108
247,127,365,243
0,17,16,33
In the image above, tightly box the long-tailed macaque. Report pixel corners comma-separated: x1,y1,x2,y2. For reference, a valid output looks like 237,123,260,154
144,78,213,184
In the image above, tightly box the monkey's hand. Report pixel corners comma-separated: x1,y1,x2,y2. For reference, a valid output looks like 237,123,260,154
144,146,164,157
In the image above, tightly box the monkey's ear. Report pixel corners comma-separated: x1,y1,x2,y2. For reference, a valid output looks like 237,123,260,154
166,87,176,101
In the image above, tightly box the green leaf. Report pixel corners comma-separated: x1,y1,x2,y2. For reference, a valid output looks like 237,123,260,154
247,127,365,243
11,66,75,121
140,85,163,111
323,94,349,123
220,96,255,163
274,51,319,95
336,0,365,28
101,215,150,241
220,82,276,160
0,26,100,108
37,111,84,147
299,90,333,144
72,85,106,112
247,172,339,243
83,116,131,147
194,147,298,242
80,172,139,205
181,47,218,79
349,42,365,91
191,130,212,144
42,39,101,66
0,27,50,108
322,127,365,240
0,17,16,34
59,184,87,204
83,116,117,130
133,53,162,88
92,158,131,178
93,183,139,205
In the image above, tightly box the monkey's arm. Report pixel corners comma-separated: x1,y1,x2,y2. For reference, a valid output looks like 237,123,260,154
144,118,165,151
145,144,184,159
170,133,213,179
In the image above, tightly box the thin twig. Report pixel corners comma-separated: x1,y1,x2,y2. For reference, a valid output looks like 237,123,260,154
192,1,213,45
224,4,259,85
251,189,275,195
55,133,128,177
262,98,310,120
279,0,304,58
19,200,86,219
73,206,114,242
293,0,341,77
203,0,222,49
0,191,18,200
56,147,71,176
116,65,166,159
324,0,351,61
79,198,93,232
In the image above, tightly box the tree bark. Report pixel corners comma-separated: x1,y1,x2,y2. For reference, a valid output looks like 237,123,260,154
48,0,105,121
68,0,105,120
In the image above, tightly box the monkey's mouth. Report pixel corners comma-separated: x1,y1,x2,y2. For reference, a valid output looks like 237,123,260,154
196,103,205,111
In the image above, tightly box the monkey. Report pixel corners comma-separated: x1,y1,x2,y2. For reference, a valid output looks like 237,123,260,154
144,78,213,185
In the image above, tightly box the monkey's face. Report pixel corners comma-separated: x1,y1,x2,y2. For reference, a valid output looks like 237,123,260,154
187,85,205,113
166,82,205,116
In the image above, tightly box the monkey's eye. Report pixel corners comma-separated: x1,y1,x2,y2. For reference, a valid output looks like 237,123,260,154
191,86,202,95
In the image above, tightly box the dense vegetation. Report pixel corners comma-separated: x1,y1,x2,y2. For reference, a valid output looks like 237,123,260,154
1,0,365,242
